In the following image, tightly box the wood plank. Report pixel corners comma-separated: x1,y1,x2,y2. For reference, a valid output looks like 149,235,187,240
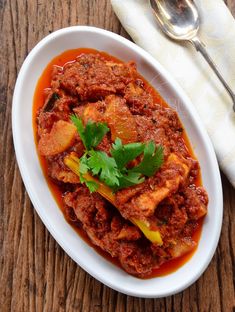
0,1,234,311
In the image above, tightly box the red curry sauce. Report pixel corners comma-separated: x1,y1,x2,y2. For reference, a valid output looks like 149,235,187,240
33,48,206,278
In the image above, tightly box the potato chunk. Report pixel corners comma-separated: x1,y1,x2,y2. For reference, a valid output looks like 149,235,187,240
169,238,196,258
184,187,208,220
38,120,77,156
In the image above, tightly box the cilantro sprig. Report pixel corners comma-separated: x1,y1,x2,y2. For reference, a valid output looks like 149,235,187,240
130,141,164,177
71,115,109,150
70,115,164,192
87,150,121,187
111,138,145,169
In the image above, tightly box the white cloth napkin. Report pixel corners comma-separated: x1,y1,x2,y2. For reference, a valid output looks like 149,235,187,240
111,0,235,187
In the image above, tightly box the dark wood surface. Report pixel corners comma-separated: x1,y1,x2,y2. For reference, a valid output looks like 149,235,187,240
0,1,234,311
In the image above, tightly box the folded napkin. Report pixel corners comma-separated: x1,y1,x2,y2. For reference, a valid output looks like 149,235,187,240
111,0,235,187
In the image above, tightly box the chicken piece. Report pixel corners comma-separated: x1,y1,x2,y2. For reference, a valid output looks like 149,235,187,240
124,81,154,114
134,154,191,216
105,61,137,84
60,54,135,100
118,242,157,277
116,153,192,221
50,168,80,183
38,120,77,156
64,187,110,249
82,101,105,124
105,95,137,144
60,56,115,98
51,65,63,89
133,187,170,218
116,224,141,241
64,187,158,276
37,111,60,136
80,84,115,100
184,187,208,220
125,81,145,98
48,161,80,183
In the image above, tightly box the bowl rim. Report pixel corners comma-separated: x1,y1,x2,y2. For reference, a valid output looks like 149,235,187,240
12,25,223,298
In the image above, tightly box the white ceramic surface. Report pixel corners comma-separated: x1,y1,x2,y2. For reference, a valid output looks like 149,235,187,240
12,26,223,298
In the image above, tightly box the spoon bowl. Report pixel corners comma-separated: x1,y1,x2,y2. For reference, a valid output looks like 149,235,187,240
150,0,199,40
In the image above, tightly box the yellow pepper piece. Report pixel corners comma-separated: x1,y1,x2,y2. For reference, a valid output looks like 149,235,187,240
64,153,163,245
132,219,163,245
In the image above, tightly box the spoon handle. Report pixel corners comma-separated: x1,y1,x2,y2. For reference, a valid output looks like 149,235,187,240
190,37,235,111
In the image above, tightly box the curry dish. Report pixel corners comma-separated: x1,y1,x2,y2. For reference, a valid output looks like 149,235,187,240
34,48,208,278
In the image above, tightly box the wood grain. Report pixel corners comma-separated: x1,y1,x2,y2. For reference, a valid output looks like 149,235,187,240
0,1,234,311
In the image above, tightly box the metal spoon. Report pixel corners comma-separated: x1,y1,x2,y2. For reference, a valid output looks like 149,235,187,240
150,0,235,111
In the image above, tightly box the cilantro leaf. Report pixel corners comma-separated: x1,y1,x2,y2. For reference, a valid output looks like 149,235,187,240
85,119,109,149
130,141,164,177
71,114,87,146
111,138,145,169
114,171,145,191
87,150,120,187
75,154,99,192
84,180,99,192
71,115,109,150
79,154,89,174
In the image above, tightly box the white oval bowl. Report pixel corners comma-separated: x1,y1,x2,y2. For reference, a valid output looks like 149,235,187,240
12,26,223,298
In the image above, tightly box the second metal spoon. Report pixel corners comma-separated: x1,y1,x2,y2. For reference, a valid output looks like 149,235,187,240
150,0,235,111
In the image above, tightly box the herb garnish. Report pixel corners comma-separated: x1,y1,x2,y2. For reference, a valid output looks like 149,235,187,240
71,115,164,192
71,115,109,150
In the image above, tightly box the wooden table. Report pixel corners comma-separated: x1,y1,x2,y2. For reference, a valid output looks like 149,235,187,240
1,1,234,311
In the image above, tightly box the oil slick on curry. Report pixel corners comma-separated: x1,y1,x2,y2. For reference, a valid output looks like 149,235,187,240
33,48,208,278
